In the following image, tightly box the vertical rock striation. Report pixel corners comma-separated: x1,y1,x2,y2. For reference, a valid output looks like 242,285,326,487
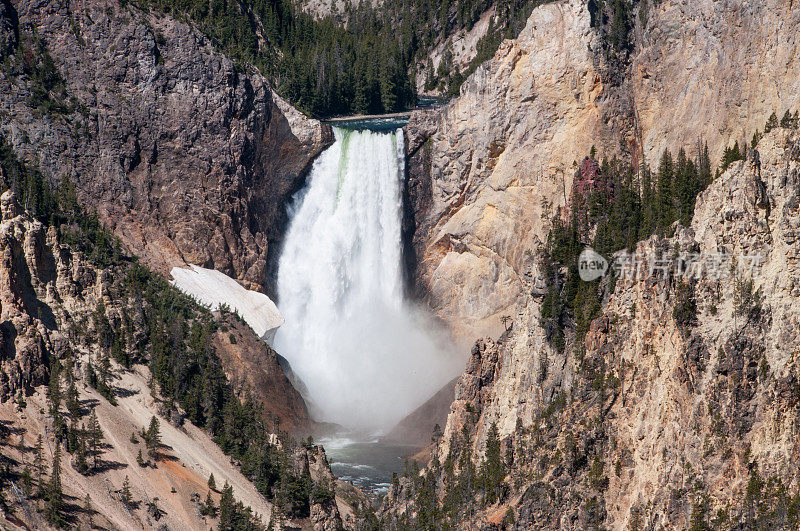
405,0,800,339
0,0,331,292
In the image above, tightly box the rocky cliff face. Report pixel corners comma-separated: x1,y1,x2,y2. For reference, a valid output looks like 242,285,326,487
0,0,330,293
212,316,313,433
384,127,800,528
0,186,312,429
405,0,800,338
631,0,800,169
405,0,610,338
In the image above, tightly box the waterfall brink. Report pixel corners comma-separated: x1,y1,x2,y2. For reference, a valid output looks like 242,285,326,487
275,126,459,432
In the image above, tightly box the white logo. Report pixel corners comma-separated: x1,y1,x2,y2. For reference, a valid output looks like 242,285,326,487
578,247,608,281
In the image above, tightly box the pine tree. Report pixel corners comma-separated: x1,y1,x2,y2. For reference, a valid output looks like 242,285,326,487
16,433,25,465
47,362,62,417
764,111,779,133
480,422,505,504
86,409,103,469
84,493,93,528
352,58,369,114
146,415,161,459
33,434,46,497
751,130,762,149
87,359,98,388
424,57,435,91
75,425,89,474
208,472,217,491
94,300,113,351
639,162,656,238
656,149,674,229
44,445,65,526
121,475,133,507
147,497,163,521
20,466,33,497
699,141,712,187
379,46,397,113
15,390,26,411
89,351,116,404
66,378,81,420
52,408,67,445
721,141,743,172
67,419,79,453
204,490,217,517
111,322,129,367
781,109,793,128
98,351,114,393
219,481,234,529
673,147,689,224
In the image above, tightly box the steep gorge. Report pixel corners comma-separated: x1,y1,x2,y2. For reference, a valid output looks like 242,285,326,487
2,0,800,528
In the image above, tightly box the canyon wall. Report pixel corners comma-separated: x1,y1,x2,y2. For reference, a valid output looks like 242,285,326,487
386,0,800,526
405,0,617,338
406,0,800,338
0,0,330,293
387,123,800,530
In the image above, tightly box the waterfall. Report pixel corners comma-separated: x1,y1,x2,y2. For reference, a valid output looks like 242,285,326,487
275,126,459,432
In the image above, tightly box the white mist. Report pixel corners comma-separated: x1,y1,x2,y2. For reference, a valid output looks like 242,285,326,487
274,126,460,432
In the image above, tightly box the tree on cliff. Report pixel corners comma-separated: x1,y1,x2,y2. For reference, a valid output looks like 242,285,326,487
145,415,161,459
33,435,47,497
655,149,674,229
46,360,62,417
75,425,90,474
66,378,80,420
201,491,217,517
218,482,235,529
86,409,104,469
480,422,506,504
721,141,744,172
542,145,712,354
44,445,65,527
764,111,779,133
120,475,134,508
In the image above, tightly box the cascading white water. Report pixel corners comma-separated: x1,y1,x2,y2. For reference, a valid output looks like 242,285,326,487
275,126,459,432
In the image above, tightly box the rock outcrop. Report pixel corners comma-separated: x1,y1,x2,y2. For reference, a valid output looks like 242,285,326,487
405,0,800,339
405,0,609,338
0,0,330,293
0,190,68,400
212,316,313,434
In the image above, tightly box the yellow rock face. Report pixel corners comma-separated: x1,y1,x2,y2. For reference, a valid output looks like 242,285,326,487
407,0,800,342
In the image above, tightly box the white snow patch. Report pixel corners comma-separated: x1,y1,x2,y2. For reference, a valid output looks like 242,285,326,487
169,264,284,343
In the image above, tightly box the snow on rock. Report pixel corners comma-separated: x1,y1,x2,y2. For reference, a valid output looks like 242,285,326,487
170,264,284,343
